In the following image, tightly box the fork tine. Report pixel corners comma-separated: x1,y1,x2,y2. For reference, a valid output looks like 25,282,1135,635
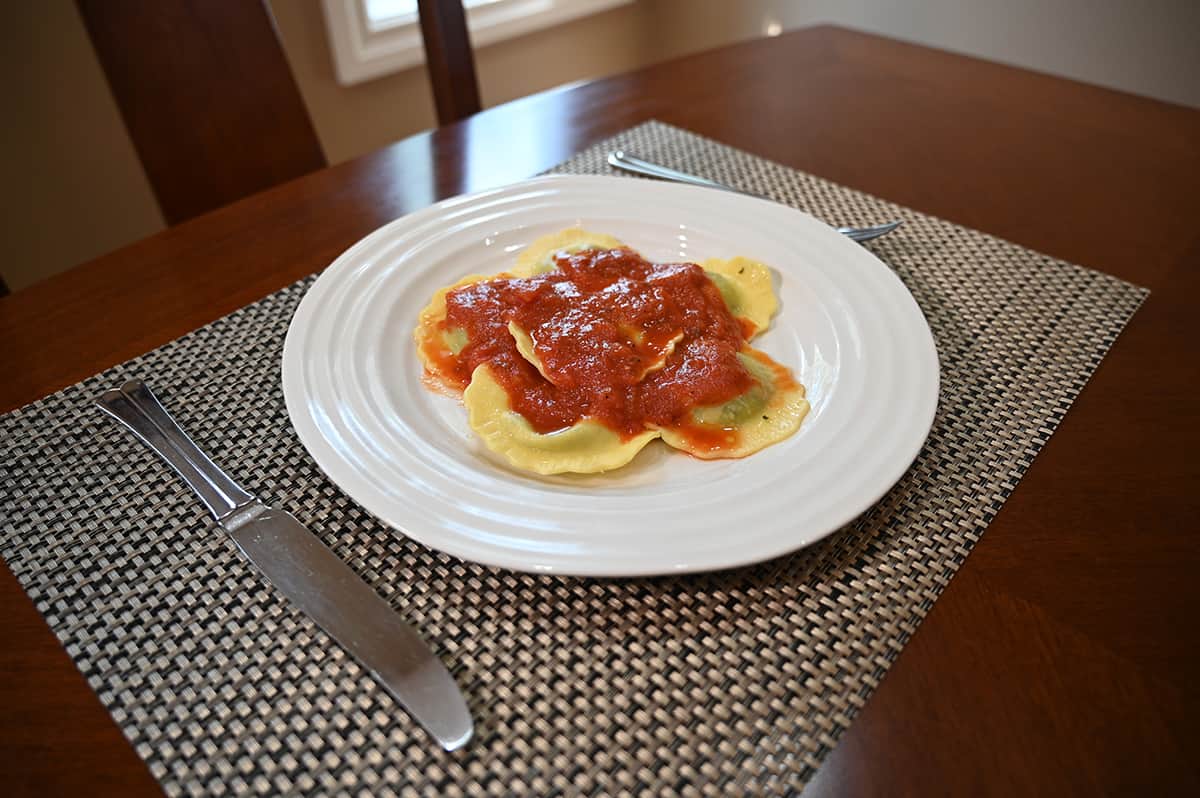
839,221,903,242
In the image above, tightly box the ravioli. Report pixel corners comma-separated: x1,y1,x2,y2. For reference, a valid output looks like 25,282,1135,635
414,228,808,475
508,319,684,386
414,273,494,390
507,321,555,384
512,229,627,277
657,350,810,459
701,257,778,336
464,364,661,475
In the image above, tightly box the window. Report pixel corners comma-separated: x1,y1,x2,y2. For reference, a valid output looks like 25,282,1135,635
364,0,422,28
322,0,632,86
362,0,503,31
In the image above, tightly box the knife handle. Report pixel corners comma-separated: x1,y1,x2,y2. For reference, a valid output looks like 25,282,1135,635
96,379,255,521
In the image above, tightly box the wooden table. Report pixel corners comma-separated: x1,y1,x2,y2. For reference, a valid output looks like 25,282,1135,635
2,26,1197,796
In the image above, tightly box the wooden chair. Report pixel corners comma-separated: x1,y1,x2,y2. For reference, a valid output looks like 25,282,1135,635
77,0,481,228
417,0,482,126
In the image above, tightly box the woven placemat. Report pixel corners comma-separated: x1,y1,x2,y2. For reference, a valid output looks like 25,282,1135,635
1,121,1146,796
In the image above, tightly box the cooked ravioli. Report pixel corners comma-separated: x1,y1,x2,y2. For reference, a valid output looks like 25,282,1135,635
414,273,492,380
414,229,807,475
512,228,627,277
624,327,684,381
702,257,778,336
507,321,556,383
464,364,660,475
658,350,809,459
510,319,683,386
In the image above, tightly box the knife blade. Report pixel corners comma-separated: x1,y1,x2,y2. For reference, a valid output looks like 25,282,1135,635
96,379,472,751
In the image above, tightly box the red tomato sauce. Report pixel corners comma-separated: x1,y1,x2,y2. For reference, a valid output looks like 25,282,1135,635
422,247,770,443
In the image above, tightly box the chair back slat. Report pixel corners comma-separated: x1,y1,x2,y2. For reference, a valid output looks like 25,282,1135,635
417,0,482,125
77,0,326,225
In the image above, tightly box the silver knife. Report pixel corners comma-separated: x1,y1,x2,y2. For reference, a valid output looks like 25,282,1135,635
95,379,473,751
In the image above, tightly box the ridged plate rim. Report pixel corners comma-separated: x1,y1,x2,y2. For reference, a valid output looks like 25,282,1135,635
281,175,939,576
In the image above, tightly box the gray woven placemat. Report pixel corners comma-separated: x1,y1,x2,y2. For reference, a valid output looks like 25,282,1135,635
1,121,1147,796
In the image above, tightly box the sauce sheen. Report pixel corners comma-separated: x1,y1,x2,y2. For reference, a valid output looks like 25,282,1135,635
424,248,779,445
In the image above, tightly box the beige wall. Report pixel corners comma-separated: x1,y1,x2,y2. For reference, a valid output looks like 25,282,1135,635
5,0,1197,292
1,1,164,293
2,0,654,293
270,0,651,165
649,0,1200,108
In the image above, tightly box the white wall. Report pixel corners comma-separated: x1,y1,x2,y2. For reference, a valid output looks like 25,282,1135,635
655,0,1200,108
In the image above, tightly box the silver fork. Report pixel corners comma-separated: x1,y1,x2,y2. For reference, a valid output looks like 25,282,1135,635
607,150,902,243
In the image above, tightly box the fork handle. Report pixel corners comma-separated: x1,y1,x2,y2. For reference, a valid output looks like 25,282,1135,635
608,150,768,199
96,379,255,521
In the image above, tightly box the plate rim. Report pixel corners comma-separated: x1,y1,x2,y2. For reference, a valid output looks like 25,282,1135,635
282,174,939,576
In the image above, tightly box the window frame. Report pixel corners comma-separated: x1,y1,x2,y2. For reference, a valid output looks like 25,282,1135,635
321,0,633,86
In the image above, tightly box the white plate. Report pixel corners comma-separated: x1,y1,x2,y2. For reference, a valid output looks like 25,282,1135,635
282,175,938,576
